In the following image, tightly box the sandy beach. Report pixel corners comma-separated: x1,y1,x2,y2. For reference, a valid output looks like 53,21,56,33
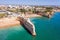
26,14,41,18
0,17,20,28
23,14,41,18
0,14,41,29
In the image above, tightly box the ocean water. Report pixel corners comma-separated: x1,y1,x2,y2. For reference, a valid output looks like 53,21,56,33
0,12,60,40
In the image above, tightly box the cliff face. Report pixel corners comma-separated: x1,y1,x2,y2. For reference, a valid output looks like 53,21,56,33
18,16,36,36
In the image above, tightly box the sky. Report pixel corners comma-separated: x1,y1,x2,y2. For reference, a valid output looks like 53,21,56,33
0,0,60,5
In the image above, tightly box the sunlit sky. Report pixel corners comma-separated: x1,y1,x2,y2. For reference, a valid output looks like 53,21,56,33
0,0,60,5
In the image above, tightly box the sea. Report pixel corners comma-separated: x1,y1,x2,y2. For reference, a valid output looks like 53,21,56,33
0,12,60,40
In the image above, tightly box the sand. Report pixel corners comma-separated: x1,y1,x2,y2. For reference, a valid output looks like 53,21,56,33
24,14,41,18
0,17,20,28
0,14,41,29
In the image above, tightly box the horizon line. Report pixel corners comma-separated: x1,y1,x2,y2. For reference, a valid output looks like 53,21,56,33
0,4,60,6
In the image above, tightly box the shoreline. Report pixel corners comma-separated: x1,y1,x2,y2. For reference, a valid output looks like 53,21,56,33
0,14,41,29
